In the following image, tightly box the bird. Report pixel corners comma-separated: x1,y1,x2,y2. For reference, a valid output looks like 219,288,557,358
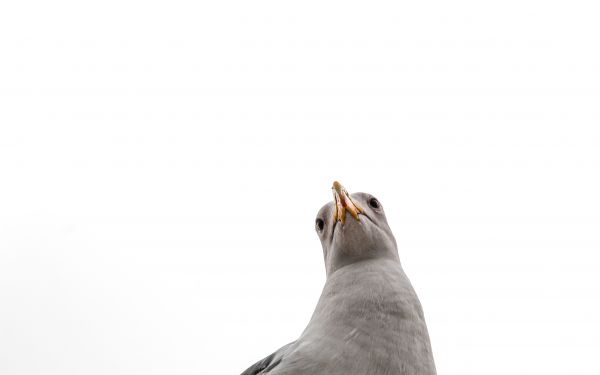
241,181,436,375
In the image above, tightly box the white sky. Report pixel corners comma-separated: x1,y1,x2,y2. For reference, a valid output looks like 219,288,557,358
1,1,599,374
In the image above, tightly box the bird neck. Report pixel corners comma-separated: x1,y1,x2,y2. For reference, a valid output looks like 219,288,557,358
303,258,429,345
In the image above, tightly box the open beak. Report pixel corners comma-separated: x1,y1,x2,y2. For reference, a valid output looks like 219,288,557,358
332,181,363,224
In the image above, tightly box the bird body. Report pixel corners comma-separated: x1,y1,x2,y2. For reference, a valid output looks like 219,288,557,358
242,183,436,374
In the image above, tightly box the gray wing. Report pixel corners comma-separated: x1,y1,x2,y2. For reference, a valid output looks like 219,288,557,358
240,341,296,375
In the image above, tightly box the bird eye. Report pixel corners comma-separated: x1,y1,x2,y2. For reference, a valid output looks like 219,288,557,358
315,218,325,232
368,197,381,209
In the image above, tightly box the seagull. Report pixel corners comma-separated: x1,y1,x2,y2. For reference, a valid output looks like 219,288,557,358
241,181,436,375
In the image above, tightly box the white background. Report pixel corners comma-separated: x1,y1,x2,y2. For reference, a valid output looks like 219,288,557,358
1,1,599,374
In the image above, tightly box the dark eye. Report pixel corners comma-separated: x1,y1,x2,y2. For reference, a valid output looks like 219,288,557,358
368,197,381,209
315,218,325,232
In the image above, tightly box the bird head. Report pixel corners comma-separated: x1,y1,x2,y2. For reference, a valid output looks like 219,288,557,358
315,181,399,276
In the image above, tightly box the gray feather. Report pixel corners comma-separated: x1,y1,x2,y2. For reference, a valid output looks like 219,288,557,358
241,188,436,374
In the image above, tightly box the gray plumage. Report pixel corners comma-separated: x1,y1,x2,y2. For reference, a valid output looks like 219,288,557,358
242,184,436,375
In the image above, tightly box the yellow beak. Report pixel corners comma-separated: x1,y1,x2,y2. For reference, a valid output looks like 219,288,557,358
332,181,363,224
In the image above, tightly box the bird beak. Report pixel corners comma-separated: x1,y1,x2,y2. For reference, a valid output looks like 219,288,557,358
332,181,363,224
